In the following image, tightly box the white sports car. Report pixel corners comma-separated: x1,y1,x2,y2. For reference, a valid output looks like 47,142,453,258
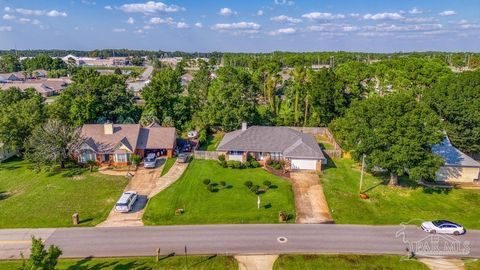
421,220,465,235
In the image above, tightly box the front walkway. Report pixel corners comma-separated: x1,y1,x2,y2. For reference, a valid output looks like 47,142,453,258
235,255,278,270
290,171,333,224
97,159,189,227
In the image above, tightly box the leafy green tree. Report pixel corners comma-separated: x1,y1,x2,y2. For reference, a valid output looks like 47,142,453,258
21,236,62,270
0,88,44,151
25,119,79,169
205,66,259,131
188,64,211,129
50,74,136,126
424,70,480,154
141,67,182,126
0,54,21,72
331,92,444,185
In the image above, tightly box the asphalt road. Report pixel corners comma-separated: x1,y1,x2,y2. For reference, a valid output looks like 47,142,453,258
0,224,478,259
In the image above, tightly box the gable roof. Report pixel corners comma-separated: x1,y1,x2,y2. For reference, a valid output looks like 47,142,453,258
432,137,480,168
137,126,176,149
217,126,325,159
79,124,141,153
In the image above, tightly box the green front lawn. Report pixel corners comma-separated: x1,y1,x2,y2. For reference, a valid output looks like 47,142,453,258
199,132,224,151
273,255,428,270
143,159,295,225
0,158,128,228
0,256,237,270
322,158,480,229
161,158,176,176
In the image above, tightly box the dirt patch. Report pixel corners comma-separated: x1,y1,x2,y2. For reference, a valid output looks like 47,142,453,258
290,172,333,224
235,255,278,270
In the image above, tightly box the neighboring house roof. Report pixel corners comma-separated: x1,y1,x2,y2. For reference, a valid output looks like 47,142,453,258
432,137,480,168
79,123,176,153
217,126,325,159
0,83,56,96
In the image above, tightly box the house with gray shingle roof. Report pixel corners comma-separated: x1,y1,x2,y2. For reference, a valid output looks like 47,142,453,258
217,123,326,171
432,137,480,183
75,123,176,166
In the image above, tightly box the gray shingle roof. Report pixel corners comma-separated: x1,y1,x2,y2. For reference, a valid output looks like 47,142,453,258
432,137,480,167
217,126,325,159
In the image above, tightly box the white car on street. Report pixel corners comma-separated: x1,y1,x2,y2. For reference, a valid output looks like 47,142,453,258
421,220,465,235
115,191,138,213
143,153,157,168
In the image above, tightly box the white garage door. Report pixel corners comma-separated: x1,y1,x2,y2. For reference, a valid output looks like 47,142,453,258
291,159,317,170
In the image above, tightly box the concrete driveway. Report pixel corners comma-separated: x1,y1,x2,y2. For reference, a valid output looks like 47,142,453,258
290,172,333,224
97,159,166,227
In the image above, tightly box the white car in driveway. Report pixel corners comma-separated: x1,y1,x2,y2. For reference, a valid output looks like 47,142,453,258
115,191,138,213
421,220,465,235
143,153,157,168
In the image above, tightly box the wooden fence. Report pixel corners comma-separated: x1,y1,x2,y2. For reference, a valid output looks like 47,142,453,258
193,150,223,160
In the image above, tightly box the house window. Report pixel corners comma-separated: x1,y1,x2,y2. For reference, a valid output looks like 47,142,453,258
114,153,130,163
78,152,95,163
229,151,244,156
270,152,283,161
256,152,264,160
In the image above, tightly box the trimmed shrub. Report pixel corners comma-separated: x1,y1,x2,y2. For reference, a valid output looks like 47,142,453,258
203,179,211,185
206,183,214,192
250,185,260,194
218,160,227,168
272,163,282,170
266,159,273,166
244,181,253,188
218,154,226,162
263,180,272,188
220,181,226,187
250,160,260,168
244,161,251,168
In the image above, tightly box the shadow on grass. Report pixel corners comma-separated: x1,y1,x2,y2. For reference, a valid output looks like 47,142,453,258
66,256,152,270
78,218,94,225
322,157,337,170
189,254,218,268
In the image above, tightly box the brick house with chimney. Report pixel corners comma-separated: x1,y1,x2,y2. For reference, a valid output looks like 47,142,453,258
75,123,176,166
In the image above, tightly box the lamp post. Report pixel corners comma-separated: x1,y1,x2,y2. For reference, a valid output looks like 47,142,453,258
257,195,261,209
359,154,366,194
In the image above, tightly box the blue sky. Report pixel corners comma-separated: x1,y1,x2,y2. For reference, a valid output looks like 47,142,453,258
0,0,479,52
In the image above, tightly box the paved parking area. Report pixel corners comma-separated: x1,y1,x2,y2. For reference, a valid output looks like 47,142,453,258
290,172,333,224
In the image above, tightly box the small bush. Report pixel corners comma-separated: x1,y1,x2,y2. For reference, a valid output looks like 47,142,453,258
244,161,251,168
206,183,214,192
220,181,226,187
266,159,273,166
218,154,226,162
247,154,255,162
272,163,282,170
244,181,253,188
227,160,242,169
250,185,260,194
250,160,260,168
218,160,227,168
203,179,211,185
263,180,272,187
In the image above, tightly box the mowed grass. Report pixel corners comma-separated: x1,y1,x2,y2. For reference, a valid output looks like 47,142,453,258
199,132,224,151
161,158,176,176
0,256,237,270
322,158,480,229
143,159,295,225
273,255,428,270
0,158,128,228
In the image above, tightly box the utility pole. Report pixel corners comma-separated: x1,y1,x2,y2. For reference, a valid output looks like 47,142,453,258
359,154,366,194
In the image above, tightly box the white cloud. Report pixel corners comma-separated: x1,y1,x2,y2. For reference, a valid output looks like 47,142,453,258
4,7,12,12
219,7,234,16
194,22,203,28
127,17,135,24
274,0,294,6
307,23,358,32
408,8,423,14
363,12,404,20
149,17,174,25
2,14,15,20
269,27,296,36
18,18,31,24
120,1,184,13
212,22,261,34
13,8,67,17
104,5,113,10
112,28,126,32
176,22,189,29
302,12,345,20
31,19,40,25
134,29,144,34
439,10,456,16
270,15,302,24
257,10,264,16
403,17,437,23
0,25,12,31
143,25,152,29
363,23,443,32
458,23,480,29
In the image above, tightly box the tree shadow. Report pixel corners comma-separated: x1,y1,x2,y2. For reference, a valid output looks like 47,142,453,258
78,218,94,225
322,157,337,170
269,185,278,189
62,168,87,178
66,257,149,270
189,254,218,267
264,203,272,209
422,187,451,194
